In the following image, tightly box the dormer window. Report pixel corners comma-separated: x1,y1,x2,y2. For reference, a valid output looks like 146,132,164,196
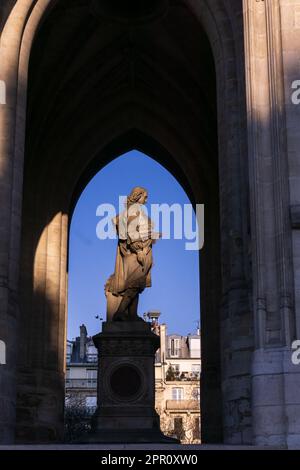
170,338,180,357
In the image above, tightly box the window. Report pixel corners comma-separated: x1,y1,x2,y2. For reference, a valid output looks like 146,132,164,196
87,345,98,362
171,364,180,373
66,342,73,363
193,387,200,402
173,417,184,440
193,417,200,440
86,369,97,383
85,396,97,408
172,387,184,401
87,355,97,363
191,364,200,378
170,338,180,357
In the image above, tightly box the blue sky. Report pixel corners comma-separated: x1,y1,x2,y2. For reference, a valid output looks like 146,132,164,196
67,150,200,340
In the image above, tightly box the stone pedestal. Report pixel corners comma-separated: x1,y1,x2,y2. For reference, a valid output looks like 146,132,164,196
81,321,177,443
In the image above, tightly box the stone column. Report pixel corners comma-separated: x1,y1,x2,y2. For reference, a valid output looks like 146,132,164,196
279,0,300,448
243,0,300,447
187,0,254,444
0,0,29,443
16,211,68,443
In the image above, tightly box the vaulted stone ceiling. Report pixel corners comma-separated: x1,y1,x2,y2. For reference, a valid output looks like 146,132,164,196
24,0,217,213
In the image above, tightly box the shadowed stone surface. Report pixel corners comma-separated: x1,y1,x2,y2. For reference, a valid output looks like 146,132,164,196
79,321,177,444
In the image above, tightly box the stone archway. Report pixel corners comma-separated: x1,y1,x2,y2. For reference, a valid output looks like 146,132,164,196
0,0,253,445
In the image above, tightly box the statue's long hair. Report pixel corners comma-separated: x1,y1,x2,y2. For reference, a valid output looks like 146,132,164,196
127,187,147,207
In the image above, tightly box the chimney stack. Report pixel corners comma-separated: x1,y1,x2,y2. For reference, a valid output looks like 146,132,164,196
79,324,87,360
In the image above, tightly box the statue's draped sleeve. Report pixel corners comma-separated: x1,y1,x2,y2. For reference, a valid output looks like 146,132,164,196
108,210,153,295
109,216,126,295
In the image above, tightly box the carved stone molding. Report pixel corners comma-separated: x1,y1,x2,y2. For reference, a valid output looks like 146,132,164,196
96,336,159,357
243,0,295,348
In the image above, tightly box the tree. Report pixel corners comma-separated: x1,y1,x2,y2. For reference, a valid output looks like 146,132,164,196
166,365,176,381
64,393,92,442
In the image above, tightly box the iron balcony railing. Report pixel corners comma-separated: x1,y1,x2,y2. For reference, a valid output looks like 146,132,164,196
65,379,97,389
166,400,200,411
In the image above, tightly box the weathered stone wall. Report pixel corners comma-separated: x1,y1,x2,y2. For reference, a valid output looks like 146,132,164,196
278,0,300,448
243,0,300,448
0,0,28,444
187,0,253,445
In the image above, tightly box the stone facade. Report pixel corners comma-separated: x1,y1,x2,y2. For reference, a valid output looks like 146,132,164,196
65,320,201,444
0,0,300,447
154,324,201,444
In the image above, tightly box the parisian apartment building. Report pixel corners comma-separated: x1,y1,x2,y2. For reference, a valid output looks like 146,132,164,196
65,312,201,444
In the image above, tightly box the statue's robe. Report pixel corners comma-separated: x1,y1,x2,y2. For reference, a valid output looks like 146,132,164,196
109,205,154,295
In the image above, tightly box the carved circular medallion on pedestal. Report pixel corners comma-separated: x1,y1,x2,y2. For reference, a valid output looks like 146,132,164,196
110,365,141,398
106,362,146,402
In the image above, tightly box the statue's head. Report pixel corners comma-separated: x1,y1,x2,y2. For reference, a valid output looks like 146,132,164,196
127,187,148,206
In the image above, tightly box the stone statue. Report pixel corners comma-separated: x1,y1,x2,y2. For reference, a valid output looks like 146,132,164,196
105,187,160,322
